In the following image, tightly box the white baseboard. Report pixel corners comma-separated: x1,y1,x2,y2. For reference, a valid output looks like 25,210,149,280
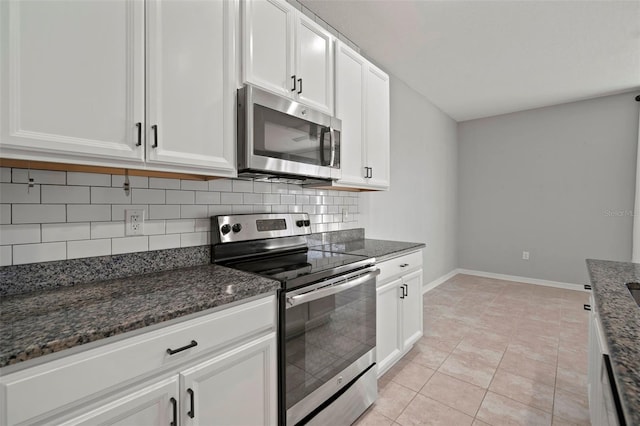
422,269,459,294
456,269,587,292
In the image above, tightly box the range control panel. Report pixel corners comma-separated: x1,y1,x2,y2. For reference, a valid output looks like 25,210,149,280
213,213,311,244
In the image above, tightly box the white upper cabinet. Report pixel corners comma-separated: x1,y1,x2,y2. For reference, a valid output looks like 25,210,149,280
243,0,334,115
334,41,366,184
145,0,236,175
0,0,237,177
364,64,390,189
0,0,145,164
334,41,390,190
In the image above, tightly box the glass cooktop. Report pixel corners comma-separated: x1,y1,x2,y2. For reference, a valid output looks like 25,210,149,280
222,249,372,288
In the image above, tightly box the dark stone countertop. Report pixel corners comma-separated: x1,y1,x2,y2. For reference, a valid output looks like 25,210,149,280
310,238,425,262
0,264,280,369
586,259,640,426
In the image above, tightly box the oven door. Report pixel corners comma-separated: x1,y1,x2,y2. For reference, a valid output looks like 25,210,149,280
238,84,341,180
282,266,379,425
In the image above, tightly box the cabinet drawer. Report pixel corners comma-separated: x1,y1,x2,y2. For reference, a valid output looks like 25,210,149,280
1,296,275,426
377,250,423,285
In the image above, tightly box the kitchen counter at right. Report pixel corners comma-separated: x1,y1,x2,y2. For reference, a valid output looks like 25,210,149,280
586,259,640,425
309,239,425,263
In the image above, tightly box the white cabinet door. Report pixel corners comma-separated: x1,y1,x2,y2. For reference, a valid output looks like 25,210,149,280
364,64,390,189
145,0,236,176
242,0,333,114
60,377,178,426
0,0,145,164
295,14,334,115
180,332,277,426
335,42,366,186
243,0,293,98
376,278,403,377
401,270,423,350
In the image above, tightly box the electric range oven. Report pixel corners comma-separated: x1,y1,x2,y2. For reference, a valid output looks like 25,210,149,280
212,213,378,426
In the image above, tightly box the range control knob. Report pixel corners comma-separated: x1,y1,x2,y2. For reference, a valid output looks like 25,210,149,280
296,220,304,227
232,223,242,233
304,220,310,227
221,224,231,235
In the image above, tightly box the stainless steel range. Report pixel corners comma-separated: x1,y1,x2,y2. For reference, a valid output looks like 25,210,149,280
212,213,378,425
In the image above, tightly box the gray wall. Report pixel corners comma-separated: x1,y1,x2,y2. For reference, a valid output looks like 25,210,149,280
458,92,640,286
361,76,459,285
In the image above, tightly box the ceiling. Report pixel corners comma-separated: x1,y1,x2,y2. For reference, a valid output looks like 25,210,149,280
300,0,640,122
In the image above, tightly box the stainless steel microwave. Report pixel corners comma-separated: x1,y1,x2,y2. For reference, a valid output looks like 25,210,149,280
237,84,341,181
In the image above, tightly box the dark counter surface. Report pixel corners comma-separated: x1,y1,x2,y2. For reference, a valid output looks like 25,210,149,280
310,238,425,262
586,259,640,426
0,264,279,368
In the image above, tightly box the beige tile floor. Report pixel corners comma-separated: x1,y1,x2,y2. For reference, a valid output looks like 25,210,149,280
355,274,591,426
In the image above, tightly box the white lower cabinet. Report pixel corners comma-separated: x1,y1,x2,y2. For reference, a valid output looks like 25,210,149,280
376,250,423,376
0,296,277,426
587,294,624,426
180,333,277,426
59,377,179,426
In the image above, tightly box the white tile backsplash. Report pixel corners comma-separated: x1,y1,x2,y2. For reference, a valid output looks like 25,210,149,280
42,185,90,204
166,190,195,205
166,219,195,234
0,204,11,224
13,242,66,264
12,169,66,185
195,191,220,205
180,231,209,247
180,205,208,219
91,187,131,204
0,168,11,182
42,222,90,242
0,183,40,204
232,179,253,193
220,192,243,204
112,236,148,254
149,177,181,190
0,246,12,266
181,180,208,191
149,205,180,220
132,189,165,204
67,172,111,187
112,175,148,188
0,224,41,245
12,204,66,224
91,221,125,239
67,205,111,222
0,169,360,266
67,239,111,259
149,234,180,251
208,179,232,192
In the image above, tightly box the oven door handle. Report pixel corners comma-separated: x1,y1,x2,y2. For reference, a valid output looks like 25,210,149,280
286,269,380,309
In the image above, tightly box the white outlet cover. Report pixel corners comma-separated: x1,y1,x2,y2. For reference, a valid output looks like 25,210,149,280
125,209,145,236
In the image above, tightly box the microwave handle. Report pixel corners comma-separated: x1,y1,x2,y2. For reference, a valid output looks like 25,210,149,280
329,127,336,167
320,127,328,166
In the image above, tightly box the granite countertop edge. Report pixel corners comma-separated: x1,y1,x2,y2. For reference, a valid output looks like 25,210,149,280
586,259,640,426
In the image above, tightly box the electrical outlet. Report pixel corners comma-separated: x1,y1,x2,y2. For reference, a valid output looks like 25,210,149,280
522,251,530,260
342,208,349,222
125,209,145,236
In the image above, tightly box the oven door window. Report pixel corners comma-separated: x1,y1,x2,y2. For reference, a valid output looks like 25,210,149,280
253,104,335,167
284,278,376,410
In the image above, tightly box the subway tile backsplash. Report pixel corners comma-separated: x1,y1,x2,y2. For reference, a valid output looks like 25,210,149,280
0,167,361,266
